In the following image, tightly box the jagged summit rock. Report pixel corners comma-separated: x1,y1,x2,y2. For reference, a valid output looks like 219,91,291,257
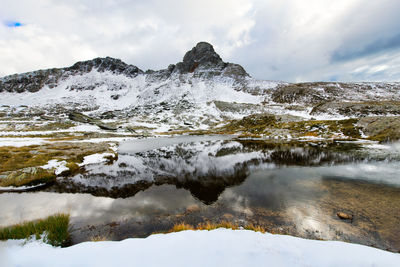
171,42,249,78
175,42,225,73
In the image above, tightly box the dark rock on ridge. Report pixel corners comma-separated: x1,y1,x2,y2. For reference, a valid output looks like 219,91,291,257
174,42,249,78
0,42,249,93
0,57,143,93
175,42,225,73
67,57,142,77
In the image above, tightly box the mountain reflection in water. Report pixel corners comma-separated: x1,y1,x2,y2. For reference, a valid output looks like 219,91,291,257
1,137,399,252
50,139,368,202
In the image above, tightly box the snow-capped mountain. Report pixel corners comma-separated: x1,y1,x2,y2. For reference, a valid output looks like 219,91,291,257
1,42,399,128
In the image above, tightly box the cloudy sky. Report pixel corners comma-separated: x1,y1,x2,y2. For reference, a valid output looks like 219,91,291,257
1,0,400,82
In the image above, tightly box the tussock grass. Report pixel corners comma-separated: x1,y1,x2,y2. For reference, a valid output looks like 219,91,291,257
170,223,195,232
244,223,267,233
91,235,108,242
169,221,267,234
0,214,70,247
197,221,240,231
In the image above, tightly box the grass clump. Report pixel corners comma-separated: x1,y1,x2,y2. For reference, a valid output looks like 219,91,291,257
170,223,195,232
244,223,267,233
169,221,267,233
90,235,108,242
197,221,239,231
0,214,70,247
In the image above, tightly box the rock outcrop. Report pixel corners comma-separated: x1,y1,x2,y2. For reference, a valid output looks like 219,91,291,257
175,42,225,73
0,57,143,93
0,42,249,94
69,112,117,131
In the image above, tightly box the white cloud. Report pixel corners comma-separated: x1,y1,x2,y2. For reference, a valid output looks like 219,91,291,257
0,0,399,81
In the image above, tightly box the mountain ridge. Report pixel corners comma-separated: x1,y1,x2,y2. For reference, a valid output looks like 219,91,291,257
0,41,399,133
0,42,249,93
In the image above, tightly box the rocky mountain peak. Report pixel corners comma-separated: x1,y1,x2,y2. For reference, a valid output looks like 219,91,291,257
174,42,225,73
0,42,250,94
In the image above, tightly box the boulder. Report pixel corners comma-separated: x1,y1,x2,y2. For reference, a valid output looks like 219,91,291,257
68,112,117,131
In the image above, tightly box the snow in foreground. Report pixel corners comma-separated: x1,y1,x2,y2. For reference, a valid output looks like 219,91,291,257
1,229,399,267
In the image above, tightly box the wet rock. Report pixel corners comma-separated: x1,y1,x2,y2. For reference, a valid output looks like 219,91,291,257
337,212,353,220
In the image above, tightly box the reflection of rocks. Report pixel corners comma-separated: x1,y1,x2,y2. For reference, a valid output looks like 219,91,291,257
51,180,153,198
49,140,364,202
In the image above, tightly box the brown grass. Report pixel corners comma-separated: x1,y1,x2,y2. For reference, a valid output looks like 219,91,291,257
90,235,108,242
0,142,112,173
244,223,267,233
169,221,267,233
0,142,115,187
170,223,195,232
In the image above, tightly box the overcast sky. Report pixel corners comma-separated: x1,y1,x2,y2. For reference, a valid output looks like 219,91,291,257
1,0,400,82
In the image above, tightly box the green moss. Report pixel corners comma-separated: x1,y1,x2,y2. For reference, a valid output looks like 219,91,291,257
0,214,70,247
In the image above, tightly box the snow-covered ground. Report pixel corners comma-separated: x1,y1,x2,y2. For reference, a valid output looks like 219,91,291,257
1,229,398,267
